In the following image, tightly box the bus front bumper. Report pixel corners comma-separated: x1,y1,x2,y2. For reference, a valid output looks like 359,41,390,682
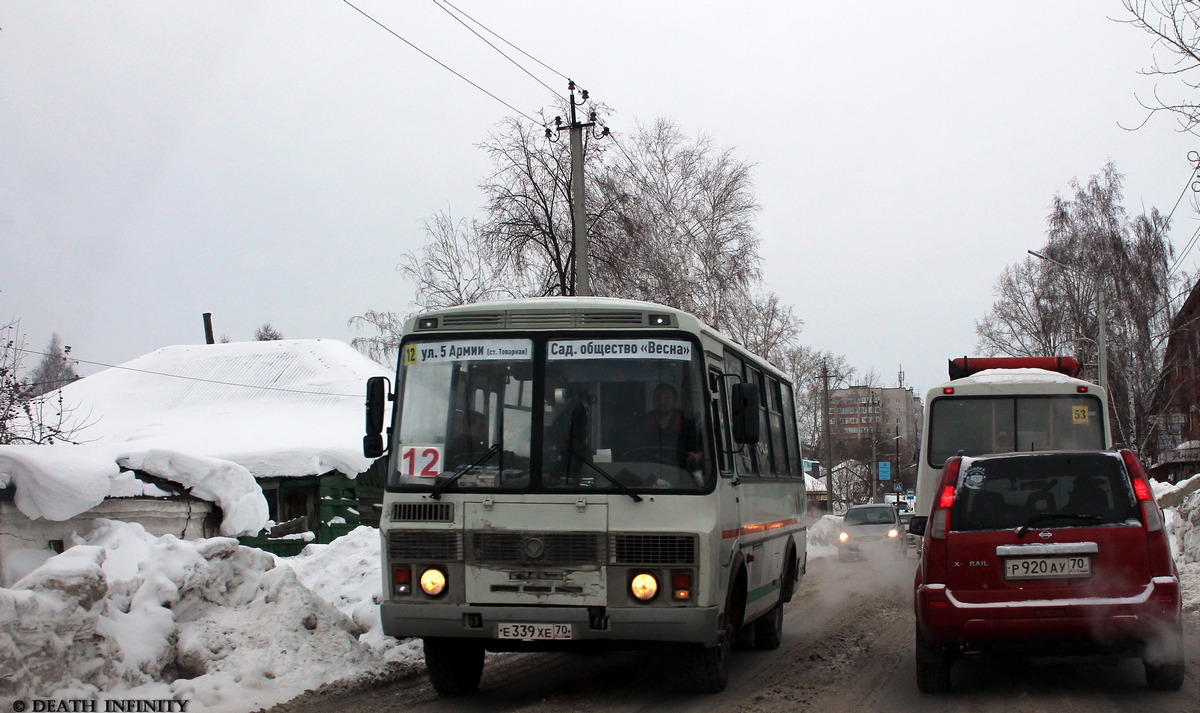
381,601,721,645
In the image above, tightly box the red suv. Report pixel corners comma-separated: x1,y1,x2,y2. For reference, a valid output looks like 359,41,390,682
911,449,1184,692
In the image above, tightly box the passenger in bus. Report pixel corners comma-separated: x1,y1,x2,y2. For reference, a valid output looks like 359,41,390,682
638,383,702,469
446,410,489,467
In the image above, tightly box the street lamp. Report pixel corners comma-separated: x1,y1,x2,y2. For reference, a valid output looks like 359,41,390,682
1027,250,1107,388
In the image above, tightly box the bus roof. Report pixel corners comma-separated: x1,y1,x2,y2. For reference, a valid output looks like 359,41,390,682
926,367,1103,400
402,297,789,380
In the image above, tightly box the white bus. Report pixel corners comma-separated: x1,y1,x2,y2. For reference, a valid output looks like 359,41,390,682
912,357,1113,522
363,297,807,695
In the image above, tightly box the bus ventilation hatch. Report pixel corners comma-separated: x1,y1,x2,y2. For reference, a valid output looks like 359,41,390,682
388,530,463,561
611,534,697,565
392,502,454,522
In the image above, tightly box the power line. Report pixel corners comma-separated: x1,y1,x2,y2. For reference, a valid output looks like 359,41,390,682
341,0,543,126
430,0,565,101
1169,222,1200,276
14,347,362,399
436,0,570,82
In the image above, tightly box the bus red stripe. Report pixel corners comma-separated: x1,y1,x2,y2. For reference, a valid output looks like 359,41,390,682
722,517,798,539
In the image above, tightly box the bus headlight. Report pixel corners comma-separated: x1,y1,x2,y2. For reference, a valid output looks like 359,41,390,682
630,573,659,601
838,531,849,542
419,567,447,597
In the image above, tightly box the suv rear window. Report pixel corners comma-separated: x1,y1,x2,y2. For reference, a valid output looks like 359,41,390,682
950,452,1138,532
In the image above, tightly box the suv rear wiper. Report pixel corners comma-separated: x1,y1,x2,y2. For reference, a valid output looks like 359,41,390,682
1015,513,1104,538
430,444,500,500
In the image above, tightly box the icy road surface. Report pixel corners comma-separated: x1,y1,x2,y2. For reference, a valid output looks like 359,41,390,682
266,554,1200,713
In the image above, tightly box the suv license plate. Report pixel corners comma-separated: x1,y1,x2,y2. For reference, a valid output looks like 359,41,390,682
497,623,573,640
1004,555,1091,580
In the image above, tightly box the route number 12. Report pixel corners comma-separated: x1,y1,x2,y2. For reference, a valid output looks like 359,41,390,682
400,446,442,477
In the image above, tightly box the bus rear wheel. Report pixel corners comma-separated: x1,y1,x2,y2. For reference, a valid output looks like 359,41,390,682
753,599,784,650
423,637,484,696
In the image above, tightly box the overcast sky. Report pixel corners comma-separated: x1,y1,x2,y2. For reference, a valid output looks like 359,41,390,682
3,1,1198,396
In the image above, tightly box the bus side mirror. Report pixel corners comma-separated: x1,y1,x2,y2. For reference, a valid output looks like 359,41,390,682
731,381,760,444
908,516,927,537
364,376,390,458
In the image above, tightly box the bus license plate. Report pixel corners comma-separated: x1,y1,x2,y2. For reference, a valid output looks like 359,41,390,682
497,623,573,640
1004,556,1091,580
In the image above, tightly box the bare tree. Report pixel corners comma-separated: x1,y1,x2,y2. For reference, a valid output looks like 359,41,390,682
1119,1,1200,133
0,321,90,445
975,162,1186,455
399,212,521,311
595,119,763,327
478,111,616,296
254,323,284,341
26,333,79,397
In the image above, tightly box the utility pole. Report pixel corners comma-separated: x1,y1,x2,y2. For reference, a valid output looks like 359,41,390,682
822,360,836,512
553,81,604,297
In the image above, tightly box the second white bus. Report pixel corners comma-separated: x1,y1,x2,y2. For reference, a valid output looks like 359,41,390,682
913,357,1113,520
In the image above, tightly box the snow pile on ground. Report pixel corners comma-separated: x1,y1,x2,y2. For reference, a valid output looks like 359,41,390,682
277,526,421,662
807,514,843,560
1169,478,1200,612
0,445,268,537
0,520,420,710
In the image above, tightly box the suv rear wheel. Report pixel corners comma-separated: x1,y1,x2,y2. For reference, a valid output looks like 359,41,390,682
1144,638,1185,691
914,633,953,693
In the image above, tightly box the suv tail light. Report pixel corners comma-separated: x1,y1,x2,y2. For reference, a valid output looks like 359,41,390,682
929,457,962,540
922,456,962,585
1120,449,1162,532
1120,449,1175,577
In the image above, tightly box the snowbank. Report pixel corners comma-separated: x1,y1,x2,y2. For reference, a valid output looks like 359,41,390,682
276,526,414,660
0,446,267,536
0,521,420,709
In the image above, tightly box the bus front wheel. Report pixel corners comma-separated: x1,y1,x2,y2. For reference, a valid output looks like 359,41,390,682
423,637,484,696
685,635,730,693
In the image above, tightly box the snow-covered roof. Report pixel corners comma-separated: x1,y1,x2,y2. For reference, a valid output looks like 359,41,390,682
0,339,389,533
0,445,267,536
47,338,389,478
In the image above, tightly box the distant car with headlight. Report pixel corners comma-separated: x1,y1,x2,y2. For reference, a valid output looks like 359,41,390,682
837,504,904,561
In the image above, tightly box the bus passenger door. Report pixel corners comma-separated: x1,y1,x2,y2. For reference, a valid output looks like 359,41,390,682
709,363,743,614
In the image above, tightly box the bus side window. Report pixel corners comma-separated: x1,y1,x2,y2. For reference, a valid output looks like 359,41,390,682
709,367,731,473
767,378,789,476
724,352,756,475
751,368,774,475
781,381,801,477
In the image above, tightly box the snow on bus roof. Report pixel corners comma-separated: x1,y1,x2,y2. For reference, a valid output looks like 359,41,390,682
952,367,1093,386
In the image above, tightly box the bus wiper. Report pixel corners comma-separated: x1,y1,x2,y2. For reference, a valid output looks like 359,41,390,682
430,444,500,500
1015,513,1104,538
568,447,643,503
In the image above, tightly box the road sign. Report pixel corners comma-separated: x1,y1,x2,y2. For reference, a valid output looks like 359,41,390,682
877,461,891,480
893,480,903,492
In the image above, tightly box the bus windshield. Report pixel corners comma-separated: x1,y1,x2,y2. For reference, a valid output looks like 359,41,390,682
388,336,710,493
927,395,1105,467
542,338,708,492
391,338,535,489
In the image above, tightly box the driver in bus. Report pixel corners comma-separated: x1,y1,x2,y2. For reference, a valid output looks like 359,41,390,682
640,383,702,469
446,410,489,467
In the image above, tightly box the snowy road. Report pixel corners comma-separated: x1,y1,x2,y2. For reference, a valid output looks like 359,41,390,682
266,554,1200,713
